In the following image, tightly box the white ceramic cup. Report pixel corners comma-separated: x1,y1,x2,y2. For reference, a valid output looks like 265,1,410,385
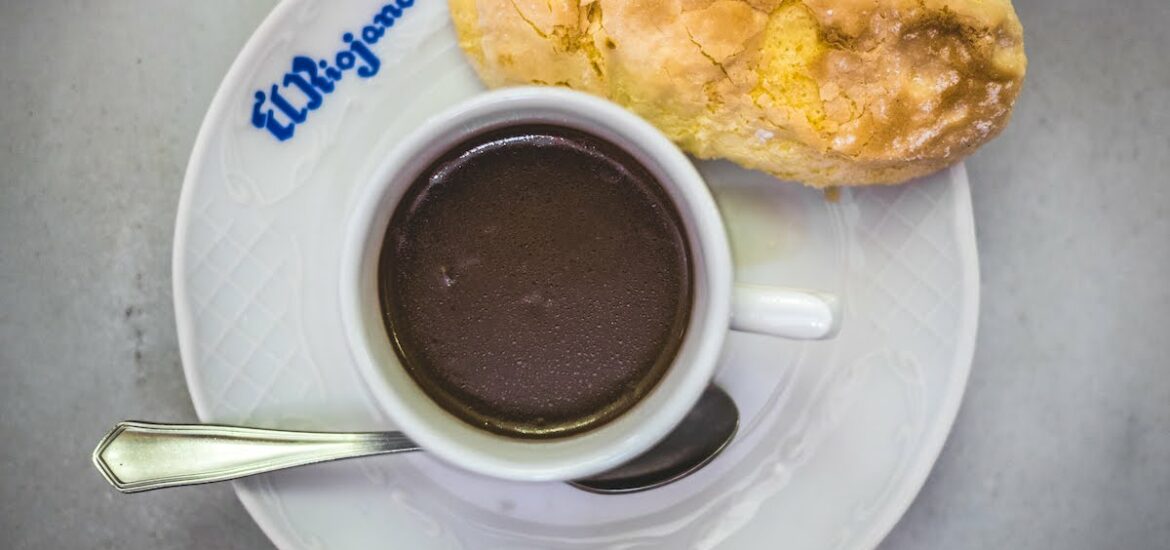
341,87,840,482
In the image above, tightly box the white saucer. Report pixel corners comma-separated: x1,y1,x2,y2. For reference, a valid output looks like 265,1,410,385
175,1,979,548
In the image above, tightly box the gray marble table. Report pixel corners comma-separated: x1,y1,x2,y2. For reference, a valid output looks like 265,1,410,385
1,1,1166,548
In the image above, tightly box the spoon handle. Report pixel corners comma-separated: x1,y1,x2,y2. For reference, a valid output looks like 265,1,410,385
92,421,420,493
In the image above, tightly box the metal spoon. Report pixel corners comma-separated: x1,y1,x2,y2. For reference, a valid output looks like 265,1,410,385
93,386,738,494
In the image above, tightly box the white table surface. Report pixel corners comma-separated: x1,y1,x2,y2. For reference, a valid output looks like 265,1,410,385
1,1,1167,548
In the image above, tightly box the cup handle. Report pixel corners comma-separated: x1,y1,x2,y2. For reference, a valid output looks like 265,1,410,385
731,284,841,340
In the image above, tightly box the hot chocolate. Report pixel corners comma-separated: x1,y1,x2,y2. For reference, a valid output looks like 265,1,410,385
378,124,692,438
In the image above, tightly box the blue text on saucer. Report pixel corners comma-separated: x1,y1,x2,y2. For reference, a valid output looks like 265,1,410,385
250,0,416,142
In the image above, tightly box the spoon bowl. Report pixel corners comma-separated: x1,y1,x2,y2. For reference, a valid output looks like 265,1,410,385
570,385,738,493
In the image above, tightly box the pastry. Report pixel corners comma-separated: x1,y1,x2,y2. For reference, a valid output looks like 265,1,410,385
449,0,1027,186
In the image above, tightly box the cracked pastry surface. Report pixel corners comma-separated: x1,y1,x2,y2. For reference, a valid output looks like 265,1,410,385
449,0,1026,186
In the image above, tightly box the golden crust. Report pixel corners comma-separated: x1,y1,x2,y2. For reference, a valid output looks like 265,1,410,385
450,0,1026,186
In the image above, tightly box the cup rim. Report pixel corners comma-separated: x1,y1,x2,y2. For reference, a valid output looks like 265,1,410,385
339,87,733,481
